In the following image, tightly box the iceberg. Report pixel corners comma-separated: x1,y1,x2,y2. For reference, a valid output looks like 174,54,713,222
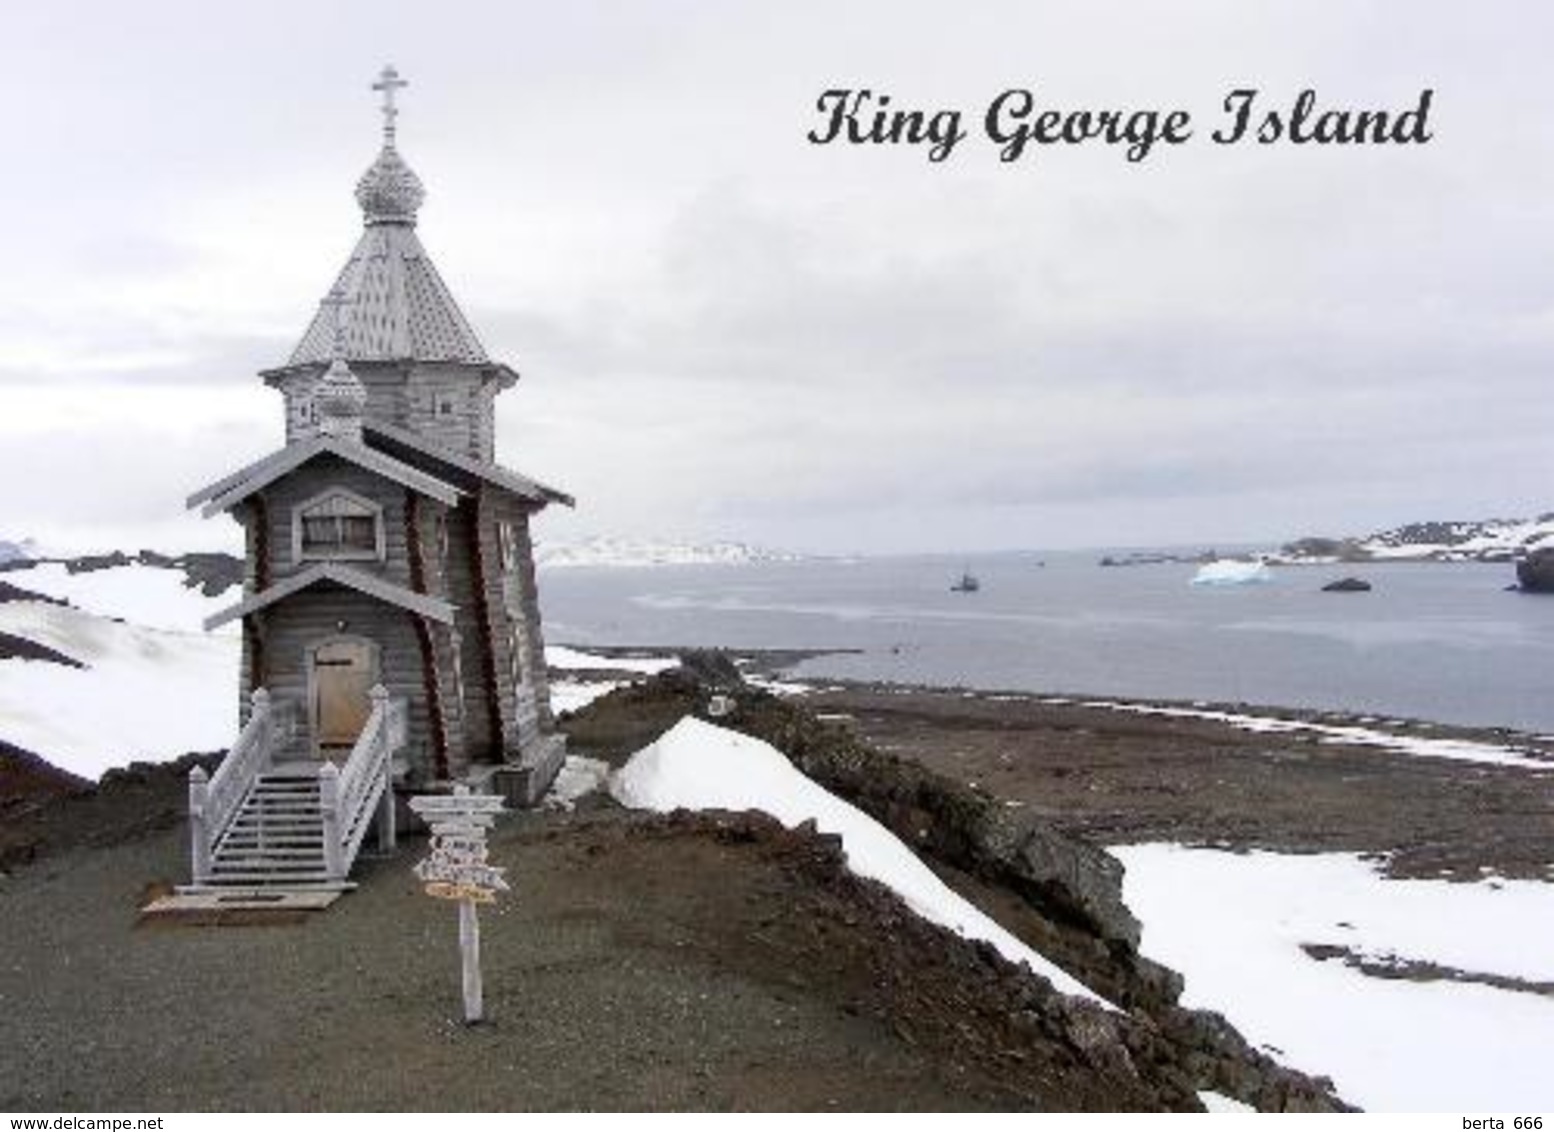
1191,558,1273,586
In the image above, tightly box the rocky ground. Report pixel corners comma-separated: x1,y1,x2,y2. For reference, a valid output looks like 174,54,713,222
0,657,1357,1113
792,682,1554,882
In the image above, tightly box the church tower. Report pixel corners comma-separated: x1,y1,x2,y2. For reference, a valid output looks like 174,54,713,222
185,68,570,891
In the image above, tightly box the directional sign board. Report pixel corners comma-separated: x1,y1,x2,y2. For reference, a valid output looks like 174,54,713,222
409,788,509,902
408,785,508,1023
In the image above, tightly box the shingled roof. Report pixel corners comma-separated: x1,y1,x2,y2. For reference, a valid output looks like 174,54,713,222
287,219,489,367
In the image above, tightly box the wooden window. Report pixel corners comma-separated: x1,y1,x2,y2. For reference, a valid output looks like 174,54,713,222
295,491,383,561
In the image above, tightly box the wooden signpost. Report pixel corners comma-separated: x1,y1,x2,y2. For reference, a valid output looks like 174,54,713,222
409,784,509,1023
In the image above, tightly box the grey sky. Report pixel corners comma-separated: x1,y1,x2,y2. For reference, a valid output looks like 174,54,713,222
1,1,1549,554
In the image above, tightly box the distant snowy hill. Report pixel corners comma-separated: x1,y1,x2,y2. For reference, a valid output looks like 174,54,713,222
0,538,42,565
537,536,801,568
1277,515,1554,564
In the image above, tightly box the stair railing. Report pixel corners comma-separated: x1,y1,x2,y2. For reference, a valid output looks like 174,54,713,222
322,685,406,882
188,687,277,884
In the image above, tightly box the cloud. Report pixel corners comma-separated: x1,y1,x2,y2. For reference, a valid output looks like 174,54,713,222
2,2,1552,554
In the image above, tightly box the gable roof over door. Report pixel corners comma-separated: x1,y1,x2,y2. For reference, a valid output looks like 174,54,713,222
204,562,456,631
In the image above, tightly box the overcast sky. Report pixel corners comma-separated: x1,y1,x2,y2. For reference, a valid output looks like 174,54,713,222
1,1,1550,555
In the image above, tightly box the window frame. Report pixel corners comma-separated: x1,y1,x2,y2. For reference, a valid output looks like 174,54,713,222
291,487,387,564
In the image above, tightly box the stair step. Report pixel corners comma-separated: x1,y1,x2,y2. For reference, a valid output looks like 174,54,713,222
212,860,330,873
213,853,327,863
240,806,323,815
216,847,327,859
213,866,328,877
202,873,337,886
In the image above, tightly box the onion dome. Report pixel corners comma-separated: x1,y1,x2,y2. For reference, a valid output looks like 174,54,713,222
355,64,424,226
356,145,426,225
313,285,368,441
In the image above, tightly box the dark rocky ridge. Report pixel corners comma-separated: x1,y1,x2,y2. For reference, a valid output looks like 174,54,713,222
560,651,1351,1112
0,629,82,667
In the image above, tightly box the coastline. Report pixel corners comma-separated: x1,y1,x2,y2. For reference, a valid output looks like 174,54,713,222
552,645,1554,883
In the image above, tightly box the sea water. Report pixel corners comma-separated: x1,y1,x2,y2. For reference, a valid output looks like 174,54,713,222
538,552,1554,733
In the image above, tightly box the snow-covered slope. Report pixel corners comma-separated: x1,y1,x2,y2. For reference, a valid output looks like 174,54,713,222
0,599,237,779
537,536,799,569
1115,844,1554,1111
611,715,1112,1008
8,562,236,634
0,558,242,778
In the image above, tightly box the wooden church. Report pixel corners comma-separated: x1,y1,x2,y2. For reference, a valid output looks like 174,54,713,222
183,67,570,892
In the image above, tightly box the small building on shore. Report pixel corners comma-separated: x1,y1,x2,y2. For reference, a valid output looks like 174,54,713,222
183,68,571,892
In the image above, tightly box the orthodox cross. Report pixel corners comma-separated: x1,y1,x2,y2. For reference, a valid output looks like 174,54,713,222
372,64,409,147
322,283,350,359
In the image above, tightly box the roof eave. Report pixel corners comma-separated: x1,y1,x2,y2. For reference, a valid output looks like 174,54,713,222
361,421,572,507
196,437,463,517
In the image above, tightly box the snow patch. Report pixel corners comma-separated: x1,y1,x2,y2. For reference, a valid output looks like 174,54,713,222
611,716,1112,1008
545,644,677,674
548,679,624,715
543,755,612,810
1115,844,1554,1111
1198,1091,1256,1114
745,674,812,697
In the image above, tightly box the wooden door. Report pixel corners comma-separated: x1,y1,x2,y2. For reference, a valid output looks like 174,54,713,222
311,639,376,757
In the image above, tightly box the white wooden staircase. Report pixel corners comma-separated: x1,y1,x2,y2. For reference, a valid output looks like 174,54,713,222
205,771,331,887
183,686,407,896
